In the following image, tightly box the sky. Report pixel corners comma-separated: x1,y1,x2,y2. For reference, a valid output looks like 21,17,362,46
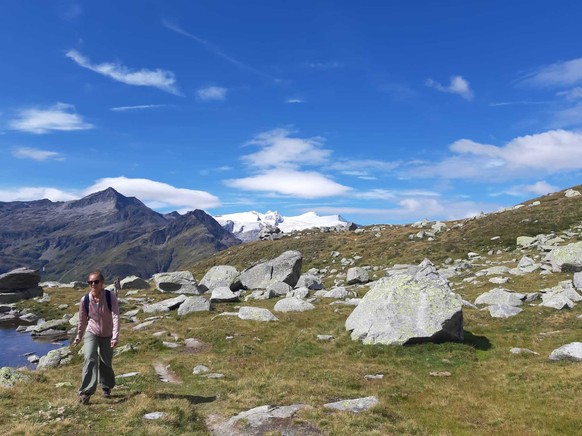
1,1,582,225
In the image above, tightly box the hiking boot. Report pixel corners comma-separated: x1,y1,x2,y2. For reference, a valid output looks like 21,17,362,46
79,393,91,405
102,388,111,398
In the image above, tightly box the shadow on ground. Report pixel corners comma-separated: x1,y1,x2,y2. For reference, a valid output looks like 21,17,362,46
154,392,217,405
463,330,492,350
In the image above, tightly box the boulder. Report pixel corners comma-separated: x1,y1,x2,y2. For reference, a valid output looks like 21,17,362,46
474,288,525,307
210,404,307,435
295,273,323,290
238,307,279,322
198,265,241,292
0,287,43,304
324,396,379,412
240,251,302,290
488,304,523,318
0,367,31,387
152,271,201,294
266,282,292,297
177,296,210,316
0,268,40,291
345,262,463,345
346,267,369,285
549,342,582,361
121,275,150,290
37,347,72,370
210,286,240,303
274,297,316,312
544,241,582,272
142,294,188,314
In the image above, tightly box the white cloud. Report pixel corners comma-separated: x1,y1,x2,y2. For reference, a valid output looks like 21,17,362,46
425,75,474,101
0,187,78,202
85,177,221,211
197,86,227,101
66,49,180,95
305,61,344,70
9,102,93,134
312,195,501,224
225,169,351,198
242,128,332,169
409,129,582,180
12,147,65,161
492,181,558,197
520,58,582,87
285,98,305,104
327,159,400,177
110,104,168,112
550,104,582,128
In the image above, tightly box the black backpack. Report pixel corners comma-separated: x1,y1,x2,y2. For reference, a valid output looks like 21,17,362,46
83,290,112,317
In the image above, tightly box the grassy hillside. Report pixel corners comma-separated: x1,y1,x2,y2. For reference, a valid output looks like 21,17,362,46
2,185,582,435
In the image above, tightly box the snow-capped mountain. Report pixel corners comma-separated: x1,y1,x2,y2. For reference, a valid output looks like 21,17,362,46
213,210,354,242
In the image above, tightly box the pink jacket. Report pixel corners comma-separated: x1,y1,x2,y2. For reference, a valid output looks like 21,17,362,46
75,289,120,342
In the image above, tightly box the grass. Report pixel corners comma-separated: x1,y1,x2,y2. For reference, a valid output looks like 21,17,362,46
2,186,582,434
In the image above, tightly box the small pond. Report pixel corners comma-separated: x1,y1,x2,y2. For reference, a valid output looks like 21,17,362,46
0,325,69,368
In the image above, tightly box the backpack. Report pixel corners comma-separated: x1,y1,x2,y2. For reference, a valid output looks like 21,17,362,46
83,290,112,317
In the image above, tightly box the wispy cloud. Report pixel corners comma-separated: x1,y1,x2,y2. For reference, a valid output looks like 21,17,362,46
304,61,344,70
489,101,550,107
163,20,277,82
66,49,180,95
285,98,305,104
85,177,221,211
197,86,227,101
9,102,93,134
557,87,582,100
110,104,169,112
519,58,582,87
12,147,65,161
425,75,474,101
327,159,400,178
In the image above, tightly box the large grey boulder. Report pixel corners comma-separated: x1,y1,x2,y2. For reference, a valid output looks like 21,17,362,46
37,347,72,370
548,342,582,361
273,297,316,312
210,286,240,303
0,268,42,304
240,251,302,290
210,404,307,435
121,275,150,290
177,296,210,316
238,307,279,322
142,294,188,314
346,267,369,285
295,273,323,290
345,262,463,345
198,265,242,292
545,241,582,272
474,288,525,307
0,367,31,387
0,268,40,290
152,271,201,294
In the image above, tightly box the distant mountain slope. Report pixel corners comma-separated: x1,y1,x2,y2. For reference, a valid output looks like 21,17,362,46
214,210,354,242
0,188,240,281
192,185,582,277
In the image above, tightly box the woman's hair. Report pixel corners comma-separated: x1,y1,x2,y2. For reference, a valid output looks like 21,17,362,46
88,270,105,282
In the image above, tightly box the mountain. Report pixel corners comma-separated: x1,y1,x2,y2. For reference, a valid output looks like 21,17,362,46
213,210,355,242
0,188,241,282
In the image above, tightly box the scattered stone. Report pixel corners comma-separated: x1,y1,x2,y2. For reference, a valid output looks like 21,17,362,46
177,296,210,315
144,412,167,420
488,304,523,318
37,347,72,370
364,374,384,380
548,342,582,361
192,365,209,375
273,297,315,312
429,371,451,377
346,267,369,285
0,367,31,387
238,307,279,322
152,271,200,294
317,335,334,341
209,404,308,435
510,348,539,355
153,363,182,383
324,396,379,412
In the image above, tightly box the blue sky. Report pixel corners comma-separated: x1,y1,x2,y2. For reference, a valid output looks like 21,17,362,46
1,1,582,225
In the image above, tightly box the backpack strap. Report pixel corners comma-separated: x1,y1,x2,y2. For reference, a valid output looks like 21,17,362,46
83,291,112,317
